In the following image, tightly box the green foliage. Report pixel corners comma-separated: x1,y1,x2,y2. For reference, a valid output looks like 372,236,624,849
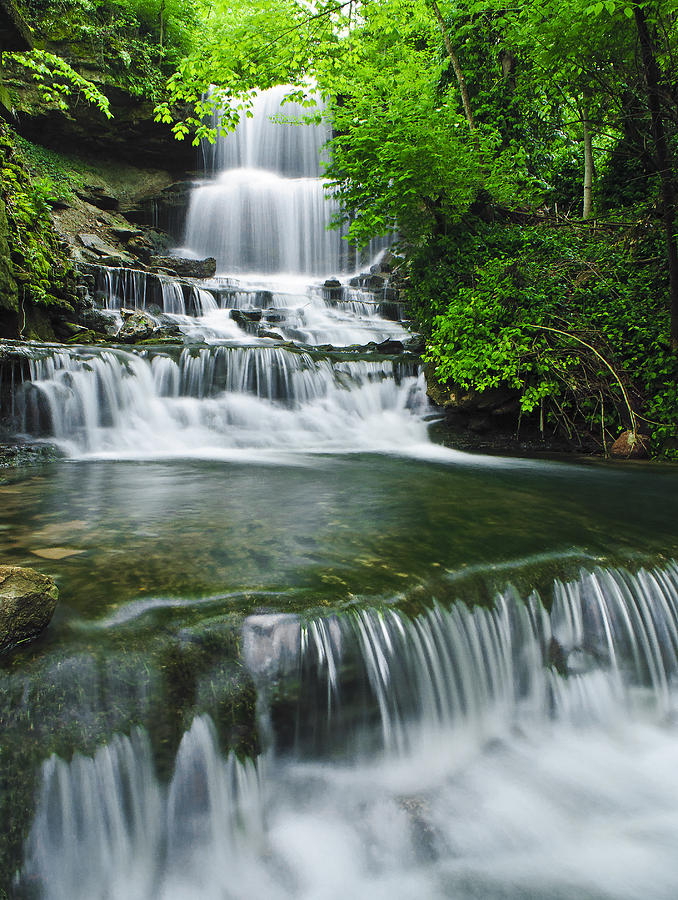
417,222,678,454
318,0,538,247
0,126,75,312
9,48,112,116
19,0,202,100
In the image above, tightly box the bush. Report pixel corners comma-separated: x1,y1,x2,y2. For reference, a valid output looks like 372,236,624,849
408,220,678,456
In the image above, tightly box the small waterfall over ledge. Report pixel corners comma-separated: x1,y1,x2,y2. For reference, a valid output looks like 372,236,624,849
22,563,678,900
11,344,428,457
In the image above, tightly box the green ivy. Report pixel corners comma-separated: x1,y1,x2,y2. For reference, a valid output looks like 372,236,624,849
409,221,678,457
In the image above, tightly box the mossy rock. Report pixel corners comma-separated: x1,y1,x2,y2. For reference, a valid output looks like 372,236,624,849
0,565,59,656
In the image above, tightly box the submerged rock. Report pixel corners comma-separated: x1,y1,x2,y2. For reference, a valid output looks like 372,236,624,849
610,430,650,459
0,565,58,655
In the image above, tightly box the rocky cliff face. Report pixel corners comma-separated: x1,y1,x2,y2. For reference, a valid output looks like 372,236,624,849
3,53,196,172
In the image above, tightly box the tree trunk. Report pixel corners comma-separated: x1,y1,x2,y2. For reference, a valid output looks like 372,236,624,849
159,0,166,48
580,94,594,220
634,3,678,351
428,0,476,135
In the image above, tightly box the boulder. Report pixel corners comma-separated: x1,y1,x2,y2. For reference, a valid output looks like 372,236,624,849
80,307,120,336
0,565,58,655
376,339,404,355
79,233,119,256
79,234,136,268
364,273,387,292
111,226,143,242
610,430,650,459
259,330,284,341
150,256,217,278
76,185,120,211
323,278,343,301
117,309,157,343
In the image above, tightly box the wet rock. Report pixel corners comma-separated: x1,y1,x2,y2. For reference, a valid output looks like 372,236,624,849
230,310,262,329
152,323,183,339
404,335,426,354
610,430,650,459
373,251,394,274
66,329,99,344
54,321,88,340
260,330,284,341
0,565,59,656
150,256,216,278
323,278,343,301
376,339,404,355
117,309,157,343
80,307,120,336
364,273,387,292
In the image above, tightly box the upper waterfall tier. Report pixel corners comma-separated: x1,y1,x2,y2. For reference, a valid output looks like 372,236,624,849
183,85,385,276
204,85,330,178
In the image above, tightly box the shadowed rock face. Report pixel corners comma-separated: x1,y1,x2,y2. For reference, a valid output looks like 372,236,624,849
0,565,58,655
0,0,33,52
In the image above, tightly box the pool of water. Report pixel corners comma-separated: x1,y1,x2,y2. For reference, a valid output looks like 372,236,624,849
1,454,676,633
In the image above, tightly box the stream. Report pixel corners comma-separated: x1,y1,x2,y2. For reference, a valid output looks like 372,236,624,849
1,87,678,899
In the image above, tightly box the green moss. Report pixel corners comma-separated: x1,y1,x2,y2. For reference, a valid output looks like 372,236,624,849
0,125,76,337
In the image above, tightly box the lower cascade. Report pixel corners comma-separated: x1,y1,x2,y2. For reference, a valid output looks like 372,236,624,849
20,564,678,899
14,346,427,457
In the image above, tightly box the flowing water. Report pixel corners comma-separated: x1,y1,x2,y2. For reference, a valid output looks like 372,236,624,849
1,88,678,899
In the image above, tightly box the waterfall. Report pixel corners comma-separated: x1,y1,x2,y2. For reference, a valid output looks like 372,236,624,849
15,345,428,456
184,85,386,275
24,719,263,900
22,563,678,899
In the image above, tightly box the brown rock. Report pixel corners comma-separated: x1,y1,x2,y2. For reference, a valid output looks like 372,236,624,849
0,565,59,655
609,430,650,459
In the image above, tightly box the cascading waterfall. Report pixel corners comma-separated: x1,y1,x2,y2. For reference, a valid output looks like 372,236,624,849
6,86,419,459
22,563,678,899
14,345,428,456
184,85,386,276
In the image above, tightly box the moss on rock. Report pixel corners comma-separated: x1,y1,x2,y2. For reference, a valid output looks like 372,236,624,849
0,123,77,338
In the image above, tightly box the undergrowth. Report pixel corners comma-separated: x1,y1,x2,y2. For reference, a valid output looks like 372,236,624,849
406,219,678,457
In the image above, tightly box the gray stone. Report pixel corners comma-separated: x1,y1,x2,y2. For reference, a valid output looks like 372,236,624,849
80,307,120,336
79,234,135,267
0,565,58,656
376,339,404,355
75,185,120,211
